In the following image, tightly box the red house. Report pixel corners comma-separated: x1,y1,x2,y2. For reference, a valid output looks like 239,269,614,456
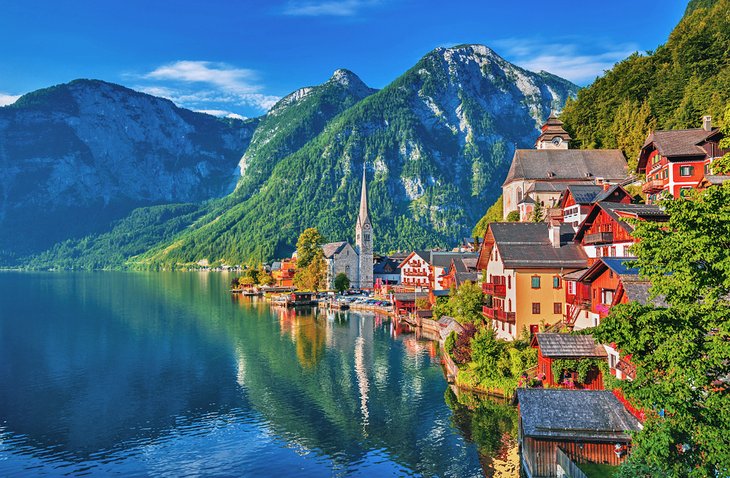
559,183,632,229
573,202,668,262
532,333,607,390
638,115,727,203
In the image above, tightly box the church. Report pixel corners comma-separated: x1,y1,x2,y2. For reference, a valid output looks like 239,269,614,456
322,167,374,289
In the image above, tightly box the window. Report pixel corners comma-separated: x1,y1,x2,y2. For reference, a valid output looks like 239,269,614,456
554,302,562,314
601,289,614,305
532,303,541,314
679,165,694,177
610,246,616,257
508,299,512,312
364,233,370,242
553,276,561,289
568,281,576,295
507,275,511,289
531,276,541,289
705,163,710,174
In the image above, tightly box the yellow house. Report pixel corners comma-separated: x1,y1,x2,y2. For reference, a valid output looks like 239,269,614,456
477,222,587,340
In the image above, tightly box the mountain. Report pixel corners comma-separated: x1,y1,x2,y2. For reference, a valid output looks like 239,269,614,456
132,45,578,268
560,0,729,170
0,79,258,264
234,68,377,200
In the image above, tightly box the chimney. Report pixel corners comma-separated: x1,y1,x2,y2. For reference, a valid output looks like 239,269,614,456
548,221,561,248
703,115,712,132
603,182,610,191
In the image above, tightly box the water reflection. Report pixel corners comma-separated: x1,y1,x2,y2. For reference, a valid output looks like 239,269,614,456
0,272,488,477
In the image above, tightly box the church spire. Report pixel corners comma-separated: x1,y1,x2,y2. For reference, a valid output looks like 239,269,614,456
358,164,371,227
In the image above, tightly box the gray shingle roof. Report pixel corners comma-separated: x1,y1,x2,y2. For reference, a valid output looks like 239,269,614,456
322,241,349,258
622,281,669,308
643,128,715,157
527,181,576,193
516,389,642,442
703,175,730,186
430,251,476,268
489,223,587,269
504,149,628,186
536,333,607,358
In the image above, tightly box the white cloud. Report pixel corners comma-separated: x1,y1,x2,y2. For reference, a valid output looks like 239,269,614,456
0,93,21,106
492,38,638,85
282,0,381,16
195,109,248,120
137,60,280,112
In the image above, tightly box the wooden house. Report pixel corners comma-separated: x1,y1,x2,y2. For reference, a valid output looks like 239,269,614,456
392,292,428,316
516,389,642,478
398,251,431,289
638,115,727,203
439,255,479,290
532,333,607,390
573,203,668,261
559,184,631,230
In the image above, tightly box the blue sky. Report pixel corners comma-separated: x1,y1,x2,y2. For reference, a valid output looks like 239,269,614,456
0,0,686,118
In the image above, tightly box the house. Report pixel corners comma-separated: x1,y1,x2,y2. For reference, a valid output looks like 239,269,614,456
532,333,607,390
638,115,727,203
477,222,588,340
459,237,482,252
373,256,401,286
271,257,297,287
502,115,628,219
392,292,428,316
322,241,359,289
573,203,669,261
559,184,632,229
516,389,642,478
398,251,431,289
440,255,479,290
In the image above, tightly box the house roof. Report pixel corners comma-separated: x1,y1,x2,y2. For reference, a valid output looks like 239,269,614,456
322,241,351,258
527,181,576,193
700,175,730,187
504,149,628,186
373,257,401,275
516,389,642,442
486,223,587,269
535,333,607,358
643,128,716,158
622,281,669,308
438,316,465,340
454,271,479,286
579,257,640,283
574,202,668,243
430,252,475,268
393,292,429,302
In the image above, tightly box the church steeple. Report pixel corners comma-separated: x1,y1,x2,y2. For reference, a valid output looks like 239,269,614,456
535,111,571,149
358,165,371,228
355,164,373,289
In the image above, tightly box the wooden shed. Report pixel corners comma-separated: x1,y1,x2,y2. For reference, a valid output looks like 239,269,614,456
532,333,607,390
516,389,641,478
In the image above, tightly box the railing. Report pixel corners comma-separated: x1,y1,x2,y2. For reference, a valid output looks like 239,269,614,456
557,447,588,478
584,231,614,244
482,305,495,318
482,282,506,297
402,269,428,277
642,178,665,193
496,310,516,323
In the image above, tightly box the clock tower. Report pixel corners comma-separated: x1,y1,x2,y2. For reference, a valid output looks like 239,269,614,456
535,113,571,150
355,165,373,289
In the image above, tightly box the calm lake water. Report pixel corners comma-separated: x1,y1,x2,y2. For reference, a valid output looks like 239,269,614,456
0,272,517,477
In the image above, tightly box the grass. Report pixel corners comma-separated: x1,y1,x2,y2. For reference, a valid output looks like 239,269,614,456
578,462,619,478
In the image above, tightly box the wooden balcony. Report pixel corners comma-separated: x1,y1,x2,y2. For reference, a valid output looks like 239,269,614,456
642,179,665,194
482,305,495,318
482,305,515,323
584,231,614,245
482,282,506,297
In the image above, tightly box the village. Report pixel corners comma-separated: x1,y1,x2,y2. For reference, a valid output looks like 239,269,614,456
228,113,729,478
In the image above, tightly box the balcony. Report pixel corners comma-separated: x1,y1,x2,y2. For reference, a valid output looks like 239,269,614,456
584,231,614,245
482,282,506,297
482,306,515,323
642,179,665,194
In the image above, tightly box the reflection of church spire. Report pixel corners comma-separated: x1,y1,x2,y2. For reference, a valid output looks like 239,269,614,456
354,316,370,434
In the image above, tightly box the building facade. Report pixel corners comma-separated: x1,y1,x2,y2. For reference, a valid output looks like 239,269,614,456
355,167,374,289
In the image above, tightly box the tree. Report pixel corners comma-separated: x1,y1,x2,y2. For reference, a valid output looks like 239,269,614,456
294,250,327,292
445,281,485,324
710,104,730,174
238,276,254,287
258,271,274,287
530,200,544,222
506,211,520,222
415,297,431,310
472,195,504,238
594,183,730,477
296,228,326,269
334,272,350,293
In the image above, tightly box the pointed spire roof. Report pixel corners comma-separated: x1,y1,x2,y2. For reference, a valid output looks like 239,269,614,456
358,164,371,227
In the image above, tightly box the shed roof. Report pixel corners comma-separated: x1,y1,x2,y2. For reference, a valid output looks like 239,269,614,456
643,128,716,158
535,333,607,358
516,389,642,442
504,149,628,186
622,281,669,308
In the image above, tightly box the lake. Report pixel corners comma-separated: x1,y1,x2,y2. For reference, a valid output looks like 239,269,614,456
0,272,517,477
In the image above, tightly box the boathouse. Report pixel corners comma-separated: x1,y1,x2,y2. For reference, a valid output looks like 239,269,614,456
532,333,607,390
516,389,641,478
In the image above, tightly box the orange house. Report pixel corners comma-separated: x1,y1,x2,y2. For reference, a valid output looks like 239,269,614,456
272,257,297,287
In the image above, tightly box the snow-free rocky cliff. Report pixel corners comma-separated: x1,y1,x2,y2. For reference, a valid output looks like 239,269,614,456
0,80,257,260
